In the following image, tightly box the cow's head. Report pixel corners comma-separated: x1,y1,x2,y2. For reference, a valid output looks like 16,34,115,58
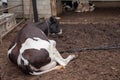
48,16,62,35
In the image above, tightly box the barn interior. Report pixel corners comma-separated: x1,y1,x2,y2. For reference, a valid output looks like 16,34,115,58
59,0,120,24
0,0,120,80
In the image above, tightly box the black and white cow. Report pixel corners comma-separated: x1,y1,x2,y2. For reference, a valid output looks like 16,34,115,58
62,0,79,11
7,16,76,75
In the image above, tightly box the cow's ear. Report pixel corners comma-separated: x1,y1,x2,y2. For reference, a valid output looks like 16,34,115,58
50,16,56,23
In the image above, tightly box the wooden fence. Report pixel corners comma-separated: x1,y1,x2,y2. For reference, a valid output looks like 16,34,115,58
0,2,25,44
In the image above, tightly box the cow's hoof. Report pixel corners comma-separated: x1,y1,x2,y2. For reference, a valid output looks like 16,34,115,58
56,65,65,70
69,54,78,61
69,54,76,59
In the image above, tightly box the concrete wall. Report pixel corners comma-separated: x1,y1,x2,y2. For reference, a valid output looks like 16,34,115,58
24,0,52,18
7,0,62,19
4,0,120,18
37,0,52,17
8,0,23,18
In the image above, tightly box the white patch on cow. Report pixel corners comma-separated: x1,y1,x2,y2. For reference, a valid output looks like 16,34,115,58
49,40,56,47
57,29,62,35
55,17,61,20
17,37,51,65
40,61,57,71
30,65,62,75
8,43,17,55
48,40,76,66
41,31,45,35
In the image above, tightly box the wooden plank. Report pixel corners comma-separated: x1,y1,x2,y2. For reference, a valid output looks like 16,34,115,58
0,4,22,12
29,0,33,20
50,0,57,16
56,0,62,15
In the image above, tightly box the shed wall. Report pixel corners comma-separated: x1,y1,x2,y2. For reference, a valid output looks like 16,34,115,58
23,0,52,18
8,0,23,18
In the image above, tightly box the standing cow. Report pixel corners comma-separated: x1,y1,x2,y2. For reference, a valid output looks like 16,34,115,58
7,16,76,75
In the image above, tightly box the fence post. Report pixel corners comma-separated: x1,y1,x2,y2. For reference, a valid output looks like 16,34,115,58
32,0,38,22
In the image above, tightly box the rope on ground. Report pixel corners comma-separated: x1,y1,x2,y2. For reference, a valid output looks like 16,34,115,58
60,44,120,53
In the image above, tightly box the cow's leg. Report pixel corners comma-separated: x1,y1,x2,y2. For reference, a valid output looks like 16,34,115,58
40,61,57,70
49,40,56,47
30,61,63,75
53,48,75,66
49,40,76,66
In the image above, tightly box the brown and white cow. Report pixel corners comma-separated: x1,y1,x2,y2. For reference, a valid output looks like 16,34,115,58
7,16,76,75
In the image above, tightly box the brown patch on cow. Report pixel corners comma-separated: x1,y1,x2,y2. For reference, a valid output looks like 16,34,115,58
8,43,21,65
22,49,51,68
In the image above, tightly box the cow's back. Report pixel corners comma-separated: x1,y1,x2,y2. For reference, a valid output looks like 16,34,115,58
19,22,49,42
8,21,49,65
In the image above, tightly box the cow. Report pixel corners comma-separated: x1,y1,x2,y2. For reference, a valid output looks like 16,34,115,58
62,0,79,11
75,1,95,12
7,16,76,75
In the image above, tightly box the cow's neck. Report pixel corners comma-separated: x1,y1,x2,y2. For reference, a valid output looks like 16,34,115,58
45,20,50,36
35,20,50,36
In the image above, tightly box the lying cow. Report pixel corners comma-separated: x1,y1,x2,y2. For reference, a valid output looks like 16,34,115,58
7,16,76,75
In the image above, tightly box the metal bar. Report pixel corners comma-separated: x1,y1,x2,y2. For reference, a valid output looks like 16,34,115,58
21,0,25,18
0,4,22,12
29,0,33,20
0,14,16,26
0,2,25,44
32,0,38,22
1,19,25,38
0,20,7,26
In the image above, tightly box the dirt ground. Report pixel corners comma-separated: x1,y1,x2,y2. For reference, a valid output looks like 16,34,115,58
60,8,120,24
0,8,120,80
